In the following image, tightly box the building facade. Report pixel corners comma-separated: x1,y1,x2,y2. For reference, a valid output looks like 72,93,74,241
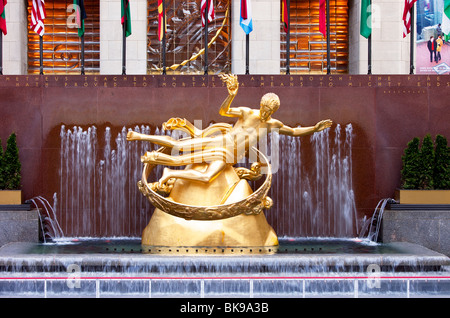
1,0,421,75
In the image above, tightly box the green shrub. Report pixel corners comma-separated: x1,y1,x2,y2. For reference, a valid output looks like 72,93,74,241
0,138,4,189
2,133,21,190
419,134,435,190
401,137,421,189
401,134,450,190
433,134,450,189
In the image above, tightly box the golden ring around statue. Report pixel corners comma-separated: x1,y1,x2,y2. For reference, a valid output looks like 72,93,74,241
137,146,273,221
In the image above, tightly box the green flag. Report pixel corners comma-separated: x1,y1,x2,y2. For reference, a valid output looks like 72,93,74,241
74,0,86,37
360,0,371,38
121,0,131,37
442,0,450,40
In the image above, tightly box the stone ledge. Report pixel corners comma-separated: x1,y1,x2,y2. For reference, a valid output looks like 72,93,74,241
1,241,448,273
0,209,39,247
0,204,32,211
382,209,450,257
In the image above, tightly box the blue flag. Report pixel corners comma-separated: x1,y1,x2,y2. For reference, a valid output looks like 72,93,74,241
240,0,253,34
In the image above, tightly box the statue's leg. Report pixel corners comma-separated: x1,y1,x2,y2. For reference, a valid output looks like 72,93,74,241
173,136,225,152
159,160,227,184
127,131,177,147
127,131,224,152
142,147,233,166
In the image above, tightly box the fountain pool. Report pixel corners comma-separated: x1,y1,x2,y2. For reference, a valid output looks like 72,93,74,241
5,122,448,298
0,237,449,298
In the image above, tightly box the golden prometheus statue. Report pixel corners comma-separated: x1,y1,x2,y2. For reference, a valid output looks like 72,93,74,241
127,74,332,253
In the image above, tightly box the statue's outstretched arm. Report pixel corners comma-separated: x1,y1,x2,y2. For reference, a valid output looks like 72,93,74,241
218,74,242,118
279,119,333,137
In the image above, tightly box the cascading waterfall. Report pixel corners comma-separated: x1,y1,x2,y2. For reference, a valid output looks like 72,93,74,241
58,125,152,237
54,123,357,238
266,123,357,237
359,198,396,242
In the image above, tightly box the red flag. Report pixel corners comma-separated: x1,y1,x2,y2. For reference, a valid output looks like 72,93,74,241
241,0,248,19
319,0,326,37
402,0,417,38
281,0,289,33
30,0,46,36
158,0,164,41
201,0,214,27
0,0,7,35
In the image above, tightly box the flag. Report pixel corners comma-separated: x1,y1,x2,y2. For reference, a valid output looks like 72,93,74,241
319,0,326,37
442,0,450,37
402,0,417,38
121,0,131,37
360,0,371,38
158,0,165,41
30,0,46,36
73,0,86,37
0,0,6,35
240,0,253,34
201,0,214,27
281,0,289,33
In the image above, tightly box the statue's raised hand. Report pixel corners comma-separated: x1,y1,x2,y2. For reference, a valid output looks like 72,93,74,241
218,73,239,96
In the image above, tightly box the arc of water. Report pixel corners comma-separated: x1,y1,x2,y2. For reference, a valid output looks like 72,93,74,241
29,195,64,242
363,198,392,242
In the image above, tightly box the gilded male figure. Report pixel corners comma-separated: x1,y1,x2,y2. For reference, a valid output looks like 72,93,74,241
127,74,332,186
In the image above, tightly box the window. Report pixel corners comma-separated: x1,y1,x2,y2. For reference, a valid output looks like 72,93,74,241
147,0,231,74
281,0,349,74
27,0,100,74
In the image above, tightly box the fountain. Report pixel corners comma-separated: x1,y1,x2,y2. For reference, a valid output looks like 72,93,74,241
53,122,358,239
0,74,449,298
0,235,449,298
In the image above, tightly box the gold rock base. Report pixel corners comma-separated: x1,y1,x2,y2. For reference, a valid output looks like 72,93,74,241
142,164,278,250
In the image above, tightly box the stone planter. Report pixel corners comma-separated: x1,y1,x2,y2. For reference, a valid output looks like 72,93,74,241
382,209,450,257
395,189,450,205
0,209,39,247
0,190,22,205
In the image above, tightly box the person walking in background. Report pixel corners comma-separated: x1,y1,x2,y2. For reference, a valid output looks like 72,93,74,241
437,23,443,37
427,36,438,63
436,35,443,62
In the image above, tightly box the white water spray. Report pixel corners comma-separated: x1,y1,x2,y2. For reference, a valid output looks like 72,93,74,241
47,123,358,238
267,123,357,237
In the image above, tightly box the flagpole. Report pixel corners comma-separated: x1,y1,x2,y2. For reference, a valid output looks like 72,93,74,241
409,4,415,74
0,32,3,75
286,0,290,75
122,19,126,75
39,35,44,75
204,0,209,75
162,0,166,75
245,33,249,74
326,0,330,74
367,0,372,75
368,25,371,75
81,34,85,75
